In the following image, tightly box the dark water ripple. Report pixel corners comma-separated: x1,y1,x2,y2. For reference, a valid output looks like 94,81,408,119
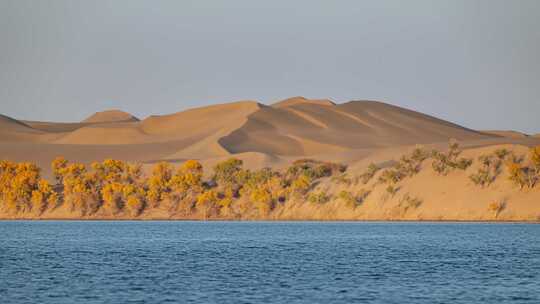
0,221,539,303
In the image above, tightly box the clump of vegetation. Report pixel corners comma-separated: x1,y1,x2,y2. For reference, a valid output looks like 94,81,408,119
0,145,536,220
307,191,330,204
385,184,399,197
287,159,346,180
378,167,404,185
377,147,430,197
494,148,511,160
398,194,422,214
488,201,506,218
431,140,473,175
0,161,50,214
338,190,370,208
331,173,352,186
359,163,379,184
469,154,503,187
506,147,540,190
398,146,430,177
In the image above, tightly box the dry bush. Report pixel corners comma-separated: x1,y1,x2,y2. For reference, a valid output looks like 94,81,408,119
307,191,330,204
331,173,352,185
488,201,506,218
469,154,502,187
359,163,379,184
338,190,359,208
287,159,346,181
398,194,422,214
432,140,472,175
385,185,399,197
506,147,540,190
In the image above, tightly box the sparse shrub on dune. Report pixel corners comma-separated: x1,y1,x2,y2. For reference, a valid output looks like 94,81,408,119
287,159,346,181
506,160,530,189
494,148,511,160
338,189,370,208
378,167,403,198
469,154,502,187
397,146,429,178
530,146,540,167
385,185,399,197
397,194,422,215
488,201,506,218
378,167,403,184
331,173,352,185
290,174,312,196
307,191,330,204
360,163,379,184
411,146,430,163
397,156,419,177
506,146,540,190
338,191,358,209
356,189,371,205
431,139,472,175
375,147,429,198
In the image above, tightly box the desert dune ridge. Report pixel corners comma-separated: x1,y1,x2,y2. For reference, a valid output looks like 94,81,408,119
1,97,539,221
1,97,538,176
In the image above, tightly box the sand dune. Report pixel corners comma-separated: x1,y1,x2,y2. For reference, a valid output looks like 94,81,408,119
1,99,540,221
271,96,336,108
482,130,529,138
22,121,90,133
53,124,152,145
0,114,38,132
0,114,46,142
82,109,139,123
0,98,538,176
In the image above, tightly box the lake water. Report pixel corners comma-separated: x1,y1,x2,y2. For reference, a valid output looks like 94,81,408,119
1,221,539,304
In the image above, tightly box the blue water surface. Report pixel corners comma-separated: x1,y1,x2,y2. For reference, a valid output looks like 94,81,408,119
0,221,539,304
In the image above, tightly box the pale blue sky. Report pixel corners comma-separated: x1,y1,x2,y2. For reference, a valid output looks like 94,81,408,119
1,0,539,133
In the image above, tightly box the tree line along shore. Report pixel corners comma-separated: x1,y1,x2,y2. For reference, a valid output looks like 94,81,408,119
1,141,539,220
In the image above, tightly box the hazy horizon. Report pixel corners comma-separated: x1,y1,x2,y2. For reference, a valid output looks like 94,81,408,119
1,0,539,133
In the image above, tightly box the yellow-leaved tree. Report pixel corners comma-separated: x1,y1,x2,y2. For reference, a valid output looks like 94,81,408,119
168,159,204,214
31,178,58,215
146,162,172,207
196,189,219,219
